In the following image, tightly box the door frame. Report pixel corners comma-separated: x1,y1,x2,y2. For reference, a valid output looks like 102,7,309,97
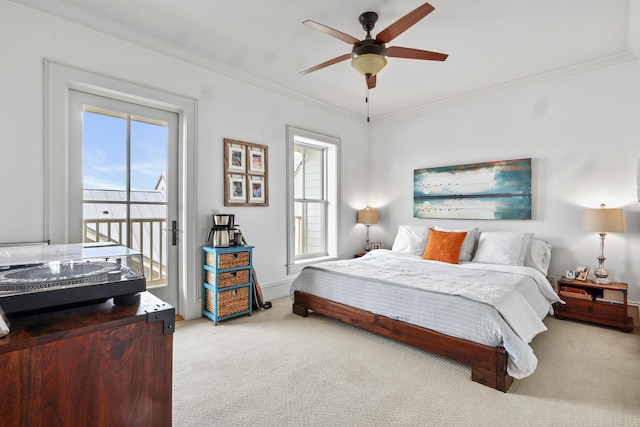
44,60,199,318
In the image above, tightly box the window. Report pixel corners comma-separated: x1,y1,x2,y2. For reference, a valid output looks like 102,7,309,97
286,126,340,274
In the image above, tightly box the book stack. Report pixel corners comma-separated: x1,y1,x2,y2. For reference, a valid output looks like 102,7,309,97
559,285,592,300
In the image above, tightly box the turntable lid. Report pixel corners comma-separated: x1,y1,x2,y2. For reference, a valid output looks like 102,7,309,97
0,243,141,268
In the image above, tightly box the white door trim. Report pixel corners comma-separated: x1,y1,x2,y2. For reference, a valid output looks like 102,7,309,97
44,59,200,319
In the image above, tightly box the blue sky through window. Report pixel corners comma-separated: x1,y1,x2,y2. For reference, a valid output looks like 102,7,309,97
82,111,167,191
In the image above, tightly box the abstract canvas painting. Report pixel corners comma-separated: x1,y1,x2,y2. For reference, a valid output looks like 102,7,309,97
414,158,532,220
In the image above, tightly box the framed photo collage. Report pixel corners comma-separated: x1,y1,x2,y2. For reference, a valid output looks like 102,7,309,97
224,138,269,206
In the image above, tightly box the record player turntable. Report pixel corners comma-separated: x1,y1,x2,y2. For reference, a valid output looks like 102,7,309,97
0,243,146,315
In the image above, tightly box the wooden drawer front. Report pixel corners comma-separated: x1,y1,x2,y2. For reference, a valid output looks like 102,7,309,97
205,287,249,318
558,298,625,322
206,269,250,288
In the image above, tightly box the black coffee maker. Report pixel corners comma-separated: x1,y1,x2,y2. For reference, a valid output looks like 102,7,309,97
207,214,234,247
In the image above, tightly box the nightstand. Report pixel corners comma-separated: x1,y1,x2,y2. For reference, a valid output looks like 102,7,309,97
354,252,367,258
555,276,633,332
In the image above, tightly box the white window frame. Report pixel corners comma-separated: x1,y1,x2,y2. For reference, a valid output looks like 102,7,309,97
286,126,341,275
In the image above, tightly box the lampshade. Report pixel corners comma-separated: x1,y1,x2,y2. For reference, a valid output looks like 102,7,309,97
351,54,387,77
357,208,378,225
583,205,626,233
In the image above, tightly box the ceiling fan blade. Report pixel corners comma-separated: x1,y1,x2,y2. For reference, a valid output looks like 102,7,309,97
366,74,377,89
375,2,435,44
387,46,448,61
300,53,352,75
303,20,361,45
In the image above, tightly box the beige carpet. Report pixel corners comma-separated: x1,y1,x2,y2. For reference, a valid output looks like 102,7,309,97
173,297,640,426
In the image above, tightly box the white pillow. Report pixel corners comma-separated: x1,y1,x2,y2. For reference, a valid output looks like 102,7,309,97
433,226,479,262
472,231,533,266
391,225,430,256
524,238,552,274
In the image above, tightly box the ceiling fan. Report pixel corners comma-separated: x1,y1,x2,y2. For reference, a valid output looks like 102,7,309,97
301,2,448,90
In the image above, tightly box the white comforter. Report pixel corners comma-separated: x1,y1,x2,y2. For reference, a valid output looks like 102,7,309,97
290,249,561,379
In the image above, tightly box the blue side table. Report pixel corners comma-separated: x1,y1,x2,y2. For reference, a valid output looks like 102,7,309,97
202,246,253,324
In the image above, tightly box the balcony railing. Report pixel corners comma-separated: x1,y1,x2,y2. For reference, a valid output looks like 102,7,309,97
83,218,167,287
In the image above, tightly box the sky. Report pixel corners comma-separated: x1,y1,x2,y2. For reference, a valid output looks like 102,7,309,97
82,111,167,191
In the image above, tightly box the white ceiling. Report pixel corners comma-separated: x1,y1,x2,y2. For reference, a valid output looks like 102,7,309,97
11,0,639,120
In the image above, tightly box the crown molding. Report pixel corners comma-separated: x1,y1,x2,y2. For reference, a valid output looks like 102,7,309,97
372,51,639,124
151,45,365,123
10,0,364,123
12,0,637,125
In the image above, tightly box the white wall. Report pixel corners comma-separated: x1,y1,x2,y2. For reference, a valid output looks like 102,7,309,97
0,2,369,318
369,60,640,303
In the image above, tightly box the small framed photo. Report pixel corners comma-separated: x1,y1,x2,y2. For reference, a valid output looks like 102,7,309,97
370,242,381,250
227,143,246,172
565,270,575,280
227,174,246,202
574,265,590,281
248,175,265,203
248,146,265,174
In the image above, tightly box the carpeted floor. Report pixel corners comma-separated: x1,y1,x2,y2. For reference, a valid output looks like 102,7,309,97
173,296,640,426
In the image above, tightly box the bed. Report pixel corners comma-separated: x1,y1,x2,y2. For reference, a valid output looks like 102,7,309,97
291,226,560,392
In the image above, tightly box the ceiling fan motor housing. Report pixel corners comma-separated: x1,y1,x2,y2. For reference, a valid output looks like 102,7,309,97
351,39,387,59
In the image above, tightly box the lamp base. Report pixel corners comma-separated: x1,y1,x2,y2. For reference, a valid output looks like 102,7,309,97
594,254,609,285
364,224,371,252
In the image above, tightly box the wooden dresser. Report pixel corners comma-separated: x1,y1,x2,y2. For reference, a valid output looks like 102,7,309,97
0,292,174,427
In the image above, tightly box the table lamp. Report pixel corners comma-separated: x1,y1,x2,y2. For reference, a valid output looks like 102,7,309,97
582,204,626,284
357,208,378,252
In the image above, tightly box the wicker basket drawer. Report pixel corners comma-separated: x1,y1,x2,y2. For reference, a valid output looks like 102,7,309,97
206,269,250,288
205,251,250,269
205,286,249,318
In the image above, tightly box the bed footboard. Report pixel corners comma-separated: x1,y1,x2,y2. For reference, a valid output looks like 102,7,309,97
292,291,513,392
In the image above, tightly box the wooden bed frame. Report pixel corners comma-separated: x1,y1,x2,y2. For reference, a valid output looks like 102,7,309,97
292,291,514,392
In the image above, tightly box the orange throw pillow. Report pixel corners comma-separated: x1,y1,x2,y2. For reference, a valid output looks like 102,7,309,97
422,229,468,264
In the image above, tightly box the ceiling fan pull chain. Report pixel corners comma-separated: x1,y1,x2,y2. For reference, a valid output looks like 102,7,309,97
366,86,370,123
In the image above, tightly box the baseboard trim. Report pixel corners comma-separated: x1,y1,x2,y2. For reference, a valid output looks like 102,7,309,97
260,279,293,302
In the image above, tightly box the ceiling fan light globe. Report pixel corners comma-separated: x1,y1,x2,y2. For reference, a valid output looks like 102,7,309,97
351,54,387,77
